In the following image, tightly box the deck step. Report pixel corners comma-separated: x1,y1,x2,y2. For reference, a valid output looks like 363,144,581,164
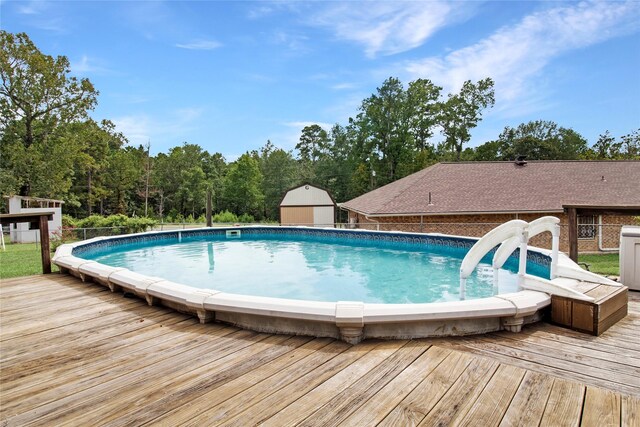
550,284,628,335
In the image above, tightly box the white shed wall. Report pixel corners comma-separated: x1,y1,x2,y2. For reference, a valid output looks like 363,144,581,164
9,196,62,243
313,206,335,227
9,206,62,243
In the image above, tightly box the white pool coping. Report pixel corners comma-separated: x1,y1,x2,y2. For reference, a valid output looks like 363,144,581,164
53,226,564,344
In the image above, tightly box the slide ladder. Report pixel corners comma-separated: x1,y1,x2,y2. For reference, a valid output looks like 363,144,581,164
459,216,619,301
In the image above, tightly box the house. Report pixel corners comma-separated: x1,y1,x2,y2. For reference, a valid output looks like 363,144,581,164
280,183,336,227
340,160,640,257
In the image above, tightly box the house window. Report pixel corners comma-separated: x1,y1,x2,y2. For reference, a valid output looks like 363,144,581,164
578,215,597,239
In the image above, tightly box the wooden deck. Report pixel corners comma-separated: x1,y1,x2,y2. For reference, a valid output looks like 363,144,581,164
1,274,638,426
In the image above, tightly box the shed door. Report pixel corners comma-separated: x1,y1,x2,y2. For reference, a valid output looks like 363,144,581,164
280,207,314,226
313,206,334,227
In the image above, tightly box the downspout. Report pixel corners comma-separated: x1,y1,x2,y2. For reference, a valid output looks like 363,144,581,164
598,215,619,251
364,215,380,231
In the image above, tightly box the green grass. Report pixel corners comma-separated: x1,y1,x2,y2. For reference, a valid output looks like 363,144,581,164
578,253,619,276
0,237,59,279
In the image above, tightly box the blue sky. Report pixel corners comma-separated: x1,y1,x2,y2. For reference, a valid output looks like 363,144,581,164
2,1,639,159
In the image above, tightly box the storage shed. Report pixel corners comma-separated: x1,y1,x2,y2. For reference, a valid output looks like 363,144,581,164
4,196,64,243
279,184,336,227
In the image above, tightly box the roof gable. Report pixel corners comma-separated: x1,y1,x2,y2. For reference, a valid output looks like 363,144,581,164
280,183,335,207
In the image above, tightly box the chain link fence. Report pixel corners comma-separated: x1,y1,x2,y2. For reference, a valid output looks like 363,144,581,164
3,220,632,254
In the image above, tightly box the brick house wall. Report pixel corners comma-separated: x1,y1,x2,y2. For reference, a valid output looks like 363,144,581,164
347,211,639,253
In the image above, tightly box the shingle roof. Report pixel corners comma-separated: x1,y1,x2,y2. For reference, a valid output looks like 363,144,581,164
340,161,640,216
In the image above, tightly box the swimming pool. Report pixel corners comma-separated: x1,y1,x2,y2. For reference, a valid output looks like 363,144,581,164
78,231,548,304
54,226,558,343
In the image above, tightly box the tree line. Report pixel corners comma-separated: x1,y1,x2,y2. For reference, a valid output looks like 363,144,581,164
1,31,638,221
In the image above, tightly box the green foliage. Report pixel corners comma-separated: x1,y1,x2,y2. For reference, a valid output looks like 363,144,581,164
586,129,640,160
222,153,264,218
73,214,156,233
0,31,98,197
259,141,298,219
50,227,78,250
61,214,78,228
152,143,226,219
439,78,495,161
238,213,255,223
472,120,588,161
296,125,329,163
212,210,238,223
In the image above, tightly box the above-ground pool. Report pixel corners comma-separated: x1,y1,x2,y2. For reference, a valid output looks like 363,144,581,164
54,226,556,343
78,230,549,304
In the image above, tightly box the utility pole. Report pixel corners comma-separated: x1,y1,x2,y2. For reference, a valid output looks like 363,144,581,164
206,189,212,227
144,141,151,217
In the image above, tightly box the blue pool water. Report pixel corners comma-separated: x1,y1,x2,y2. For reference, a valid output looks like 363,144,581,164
80,231,549,304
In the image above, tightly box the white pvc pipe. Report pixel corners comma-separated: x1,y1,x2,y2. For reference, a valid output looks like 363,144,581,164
598,215,619,251
493,236,520,270
518,229,528,289
551,224,560,279
460,220,528,280
459,276,466,300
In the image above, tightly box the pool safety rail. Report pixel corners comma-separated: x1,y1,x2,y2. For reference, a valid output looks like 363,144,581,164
52,225,618,344
460,216,621,302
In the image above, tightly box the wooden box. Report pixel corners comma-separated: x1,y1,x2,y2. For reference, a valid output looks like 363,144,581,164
550,284,628,335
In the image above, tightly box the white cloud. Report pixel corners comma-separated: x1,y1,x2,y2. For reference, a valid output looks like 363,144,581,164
175,39,222,50
13,0,67,32
16,0,47,15
271,30,309,52
403,1,640,115
112,107,204,150
70,55,111,75
308,1,471,57
330,83,357,90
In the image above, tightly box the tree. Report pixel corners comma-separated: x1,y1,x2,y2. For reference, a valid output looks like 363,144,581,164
105,148,142,215
202,151,227,213
65,119,127,217
296,124,329,163
592,131,617,159
151,143,211,218
296,124,330,183
473,120,588,161
222,153,264,218
0,31,98,195
619,129,640,159
352,77,415,185
259,141,298,219
176,166,207,218
407,78,442,151
439,78,495,161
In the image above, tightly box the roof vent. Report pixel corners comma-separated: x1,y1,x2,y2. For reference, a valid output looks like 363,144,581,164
514,155,527,166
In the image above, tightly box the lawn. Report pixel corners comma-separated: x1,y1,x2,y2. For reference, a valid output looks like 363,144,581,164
577,253,619,276
0,237,59,279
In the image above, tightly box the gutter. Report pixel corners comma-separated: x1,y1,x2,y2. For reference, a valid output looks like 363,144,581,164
341,207,565,218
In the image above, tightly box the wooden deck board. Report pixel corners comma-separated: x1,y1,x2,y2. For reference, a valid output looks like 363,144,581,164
1,274,639,426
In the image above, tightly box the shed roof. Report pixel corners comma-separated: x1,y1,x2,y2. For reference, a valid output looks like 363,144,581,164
280,183,336,207
340,161,640,216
